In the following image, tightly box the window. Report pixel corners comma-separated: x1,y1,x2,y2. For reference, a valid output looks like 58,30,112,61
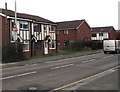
92,33,97,37
99,32,103,36
11,20,15,28
64,40,69,46
64,30,69,35
49,40,56,49
23,41,29,52
57,40,60,46
20,21,29,30
51,26,55,32
49,25,51,32
44,25,47,32
34,23,41,32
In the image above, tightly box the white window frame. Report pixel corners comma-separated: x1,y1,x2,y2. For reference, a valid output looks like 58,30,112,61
49,40,56,49
92,33,97,37
20,21,29,30
49,25,51,32
44,25,47,32
50,26,55,32
64,29,69,35
23,41,29,52
99,32,103,36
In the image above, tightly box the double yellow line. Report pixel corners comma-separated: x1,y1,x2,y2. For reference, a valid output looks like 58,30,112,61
49,65,120,92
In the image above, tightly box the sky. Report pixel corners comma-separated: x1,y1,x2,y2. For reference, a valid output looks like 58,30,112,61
0,0,119,30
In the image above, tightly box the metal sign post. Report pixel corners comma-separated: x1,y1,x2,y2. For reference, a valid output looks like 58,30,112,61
14,0,18,61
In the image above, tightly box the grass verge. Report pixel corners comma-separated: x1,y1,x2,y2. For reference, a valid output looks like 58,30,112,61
32,49,102,59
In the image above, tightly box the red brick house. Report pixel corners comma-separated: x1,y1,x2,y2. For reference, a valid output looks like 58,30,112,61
116,30,120,40
56,20,91,47
91,26,116,41
0,8,57,58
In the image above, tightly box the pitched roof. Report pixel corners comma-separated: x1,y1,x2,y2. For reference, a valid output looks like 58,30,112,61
91,26,115,33
57,20,85,30
0,8,55,24
116,30,120,33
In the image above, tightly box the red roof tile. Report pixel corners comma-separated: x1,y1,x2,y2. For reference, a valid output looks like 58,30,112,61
0,8,55,24
57,20,85,30
91,26,115,32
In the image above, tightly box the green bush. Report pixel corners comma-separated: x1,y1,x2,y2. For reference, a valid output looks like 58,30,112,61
91,41,103,50
2,43,25,63
61,40,103,51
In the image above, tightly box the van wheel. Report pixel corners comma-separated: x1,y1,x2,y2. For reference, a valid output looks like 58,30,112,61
104,51,107,54
116,50,119,54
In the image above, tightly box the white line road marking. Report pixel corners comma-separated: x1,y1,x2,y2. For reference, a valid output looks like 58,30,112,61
81,61,89,63
89,59,95,61
51,64,74,70
1,71,37,80
103,55,113,59
45,53,102,64
81,59,95,64
61,64,74,68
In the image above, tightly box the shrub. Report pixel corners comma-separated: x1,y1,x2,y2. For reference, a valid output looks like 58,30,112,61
91,41,103,50
60,40,103,51
2,43,25,63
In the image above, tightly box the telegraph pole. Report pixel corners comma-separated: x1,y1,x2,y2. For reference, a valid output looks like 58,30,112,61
15,0,18,61
5,2,8,45
5,2,8,62
15,0,17,24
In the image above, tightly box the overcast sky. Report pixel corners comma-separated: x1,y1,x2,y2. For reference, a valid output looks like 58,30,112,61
0,0,119,29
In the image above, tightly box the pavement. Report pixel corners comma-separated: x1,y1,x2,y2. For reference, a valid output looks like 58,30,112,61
1,50,103,69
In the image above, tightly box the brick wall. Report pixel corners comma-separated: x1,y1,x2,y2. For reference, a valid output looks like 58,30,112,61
116,31,120,40
109,28,116,40
2,16,10,46
57,29,76,46
76,22,91,40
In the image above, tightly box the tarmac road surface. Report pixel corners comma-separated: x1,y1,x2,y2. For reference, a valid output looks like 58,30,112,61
1,52,119,91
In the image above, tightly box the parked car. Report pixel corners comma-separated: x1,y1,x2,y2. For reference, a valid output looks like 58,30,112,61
103,40,120,54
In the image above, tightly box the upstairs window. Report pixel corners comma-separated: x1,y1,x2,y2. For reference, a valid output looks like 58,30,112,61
34,23,41,32
20,21,29,30
49,25,51,32
64,30,69,35
51,26,56,32
11,20,15,28
99,32,103,36
44,25,47,32
92,33,97,37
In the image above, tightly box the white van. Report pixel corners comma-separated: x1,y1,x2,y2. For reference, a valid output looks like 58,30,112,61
103,40,120,54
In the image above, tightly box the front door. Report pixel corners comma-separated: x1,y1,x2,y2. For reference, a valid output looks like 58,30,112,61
44,41,48,54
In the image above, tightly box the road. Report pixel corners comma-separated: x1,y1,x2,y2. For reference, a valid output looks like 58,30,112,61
1,52,119,91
